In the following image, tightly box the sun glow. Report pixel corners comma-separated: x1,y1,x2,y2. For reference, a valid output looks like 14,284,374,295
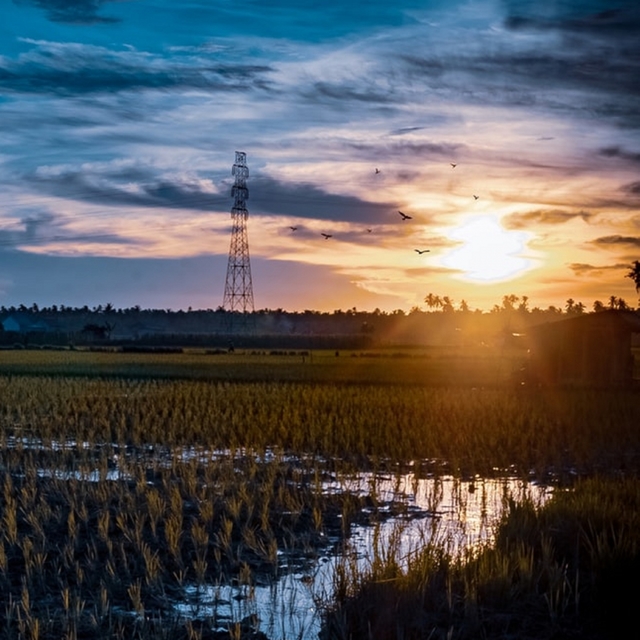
442,215,532,282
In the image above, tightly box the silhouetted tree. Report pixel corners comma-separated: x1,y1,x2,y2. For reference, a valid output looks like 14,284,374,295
424,293,442,311
626,260,640,293
518,296,529,313
501,294,519,312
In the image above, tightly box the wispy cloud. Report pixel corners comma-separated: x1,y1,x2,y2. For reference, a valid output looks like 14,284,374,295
591,235,640,248
26,162,228,211
0,40,273,97
504,209,593,228
0,207,135,252
569,261,632,276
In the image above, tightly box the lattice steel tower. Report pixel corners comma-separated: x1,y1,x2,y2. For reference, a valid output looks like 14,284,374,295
222,151,254,313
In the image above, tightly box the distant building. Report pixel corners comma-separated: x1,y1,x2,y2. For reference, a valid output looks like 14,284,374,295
525,310,640,387
1,314,54,334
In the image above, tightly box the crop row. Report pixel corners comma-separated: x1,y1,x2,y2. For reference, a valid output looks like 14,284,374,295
1,375,639,475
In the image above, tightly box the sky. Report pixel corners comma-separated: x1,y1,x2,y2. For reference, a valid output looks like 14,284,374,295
0,0,639,313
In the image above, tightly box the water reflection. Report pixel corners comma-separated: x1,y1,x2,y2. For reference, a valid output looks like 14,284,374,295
176,474,550,639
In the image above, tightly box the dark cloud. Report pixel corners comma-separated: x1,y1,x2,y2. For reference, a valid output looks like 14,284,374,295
504,209,593,228
598,146,640,164
249,176,396,224
14,0,119,24
398,6,640,127
28,165,230,211
22,211,57,242
0,208,132,252
301,82,394,105
569,262,631,276
0,42,273,97
623,182,640,196
400,47,639,113
389,126,426,136
502,2,639,32
25,164,397,225
591,235,640,248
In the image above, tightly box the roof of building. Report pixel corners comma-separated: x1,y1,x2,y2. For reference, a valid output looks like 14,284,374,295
528,310,640,338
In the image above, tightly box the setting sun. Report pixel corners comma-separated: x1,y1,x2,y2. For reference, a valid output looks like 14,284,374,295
442,216,533,283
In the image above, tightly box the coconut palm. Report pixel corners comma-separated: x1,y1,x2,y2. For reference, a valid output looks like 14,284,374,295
424,293,442,311
625,260,640,293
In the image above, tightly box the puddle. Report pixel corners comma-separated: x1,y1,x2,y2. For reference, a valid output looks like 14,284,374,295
4,435,551,639
174,474,551,639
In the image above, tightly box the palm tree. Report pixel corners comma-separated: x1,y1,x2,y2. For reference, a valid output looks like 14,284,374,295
502,294,519,312
424,293,442,311
626,260,640,293
518,296,529,313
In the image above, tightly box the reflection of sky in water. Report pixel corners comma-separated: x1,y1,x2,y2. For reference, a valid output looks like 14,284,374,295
176,475,551,640
9,437,551,639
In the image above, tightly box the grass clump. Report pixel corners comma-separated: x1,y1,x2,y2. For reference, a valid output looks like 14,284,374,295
322,475,640,639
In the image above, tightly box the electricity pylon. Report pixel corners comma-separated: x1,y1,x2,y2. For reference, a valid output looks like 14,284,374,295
222,151,254,314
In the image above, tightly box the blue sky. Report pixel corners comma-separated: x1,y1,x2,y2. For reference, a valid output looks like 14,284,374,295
1,0,639,312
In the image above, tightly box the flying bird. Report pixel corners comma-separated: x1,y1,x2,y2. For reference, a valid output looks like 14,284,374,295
366,228,372,233
450,163,457,168
398,211,412,221
414,249,430,254
321,233,332,239
289,226,298,231
473,195,479,200
375,168,381,174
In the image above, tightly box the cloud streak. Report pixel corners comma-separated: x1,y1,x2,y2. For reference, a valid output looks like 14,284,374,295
0,40,273,97
591,235,640,248
504,209,594,228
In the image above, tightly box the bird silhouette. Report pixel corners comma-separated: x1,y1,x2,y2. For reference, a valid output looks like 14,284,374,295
398,211,412,221
366,228,372,233
321,233,332,239
414,249,430,254
450,163,457,168
375,168,381,174
473,195,479,200
289,226,298,231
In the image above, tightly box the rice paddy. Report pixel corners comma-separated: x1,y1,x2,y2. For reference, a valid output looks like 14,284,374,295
0,348,638,638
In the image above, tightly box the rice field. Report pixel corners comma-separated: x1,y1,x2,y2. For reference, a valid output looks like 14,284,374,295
0,348,638,638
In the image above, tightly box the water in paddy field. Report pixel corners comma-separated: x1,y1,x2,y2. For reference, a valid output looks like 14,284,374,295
8,436,551,639
174,472,551,640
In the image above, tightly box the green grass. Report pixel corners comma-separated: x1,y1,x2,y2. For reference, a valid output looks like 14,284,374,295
0,346,522,386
